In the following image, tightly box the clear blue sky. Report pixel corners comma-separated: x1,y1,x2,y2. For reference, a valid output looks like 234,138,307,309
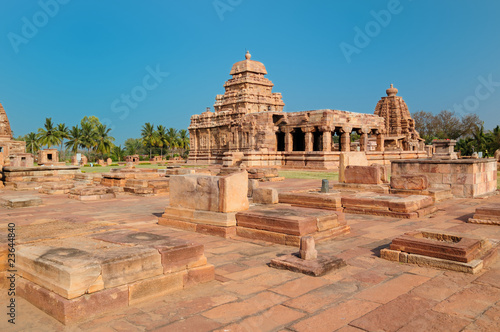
1,0,499,145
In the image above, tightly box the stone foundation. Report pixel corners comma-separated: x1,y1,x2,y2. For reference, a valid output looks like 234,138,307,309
381,229,499,274
16,230,214,324
468,205,500,225
391,159,497,198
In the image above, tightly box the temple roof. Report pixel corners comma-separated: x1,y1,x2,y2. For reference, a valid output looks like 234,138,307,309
229,51,267,75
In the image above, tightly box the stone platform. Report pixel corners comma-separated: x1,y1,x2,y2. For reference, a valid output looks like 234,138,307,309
341,192,436,219
381,229,499,274
16,230,214,324
68,186,116,201
0,195,42,208
278,191,343,211
270,253,346,277
468,204,500,225
235,205,350,246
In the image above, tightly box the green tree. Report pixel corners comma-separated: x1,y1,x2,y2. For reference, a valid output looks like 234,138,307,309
24,132,40,154
166,127,179,156
141,122,157,158
95,124,115,157
178,129,190,157
80,122,98,157
37,117,62,148
111,145,126,161
65,126,83,154
57,123,69,159
124,138,143,155
156,125,169,158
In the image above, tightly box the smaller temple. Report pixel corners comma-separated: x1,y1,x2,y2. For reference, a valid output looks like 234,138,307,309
374,84,424,151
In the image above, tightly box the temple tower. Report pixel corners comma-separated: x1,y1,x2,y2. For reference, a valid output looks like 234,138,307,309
374,84,423,151
213,51,285,114
0,102,13,140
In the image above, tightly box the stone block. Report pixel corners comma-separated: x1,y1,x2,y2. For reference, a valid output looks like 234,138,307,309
248,179,259,197
183,264,215,288
299,236,317,260
390,175,428,190
253,188,279,204
0,195,42,208
270,253,346,277
128,272,184,305
339,152,368,182
169,171,248,213
344,165,386,184
18,278,129,325
278,191,343,211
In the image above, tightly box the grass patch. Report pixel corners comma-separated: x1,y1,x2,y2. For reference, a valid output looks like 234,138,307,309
278,170,338,181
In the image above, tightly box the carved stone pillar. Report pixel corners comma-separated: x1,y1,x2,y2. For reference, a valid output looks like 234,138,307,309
340,127,351,152
322,127,332,152
376,132,385,152
189,129,196,151
359,128,368,152
285,128,293,152
304,127,313,152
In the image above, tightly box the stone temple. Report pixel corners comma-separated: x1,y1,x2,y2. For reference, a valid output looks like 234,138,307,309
0,101,32,167
188,52,426,169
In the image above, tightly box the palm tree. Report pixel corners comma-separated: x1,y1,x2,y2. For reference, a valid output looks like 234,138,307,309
472,125,488,155
65,126,83,154
80,122,97,157
141,122,156,159
24,132,40,154
57,123,69,159
156,125,169,158
178,129,190,156
37,118,62,149
111,145,126,161
95,124,115,157
166,127,179,156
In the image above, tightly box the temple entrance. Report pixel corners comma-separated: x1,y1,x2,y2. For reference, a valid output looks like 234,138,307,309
276,132,285,151
292,128,305,151
47,154,53,161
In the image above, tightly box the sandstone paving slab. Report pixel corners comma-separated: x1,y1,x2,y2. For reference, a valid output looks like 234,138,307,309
433,283,500,319
397,309,471,332
290,298,380,332
349,294,438,332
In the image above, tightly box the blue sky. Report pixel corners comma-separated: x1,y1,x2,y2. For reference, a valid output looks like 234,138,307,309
1,0,500,145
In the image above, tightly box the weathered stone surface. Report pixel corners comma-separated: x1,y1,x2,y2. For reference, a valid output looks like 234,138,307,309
18,277,129,325
17,237,163,299
344,165,387,184
390,175,428,190
170,171,248,213
432,139,458,160
278,191,343,211
339,152,368,183
0,195,42,208
236,206,342,236
468,204,500,225
253,188,278,204
248,178,259,197
299,236,317,260
270,253,346,277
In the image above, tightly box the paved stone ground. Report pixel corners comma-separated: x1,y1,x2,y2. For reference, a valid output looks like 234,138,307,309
0,179,499,332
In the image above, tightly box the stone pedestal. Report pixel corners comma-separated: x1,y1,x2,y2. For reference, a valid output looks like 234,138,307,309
432,139,458,160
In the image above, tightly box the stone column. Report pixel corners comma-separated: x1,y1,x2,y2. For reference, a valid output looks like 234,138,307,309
359,128,368,152
340,127,351,152
285,128,293,152
207,129,211,151
376,132,385,152
304,127,313,152
322,129,332,152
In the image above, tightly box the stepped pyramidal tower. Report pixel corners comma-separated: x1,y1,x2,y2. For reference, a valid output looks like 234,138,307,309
214,51,284,114
374,84,423,151
0,102,13,140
